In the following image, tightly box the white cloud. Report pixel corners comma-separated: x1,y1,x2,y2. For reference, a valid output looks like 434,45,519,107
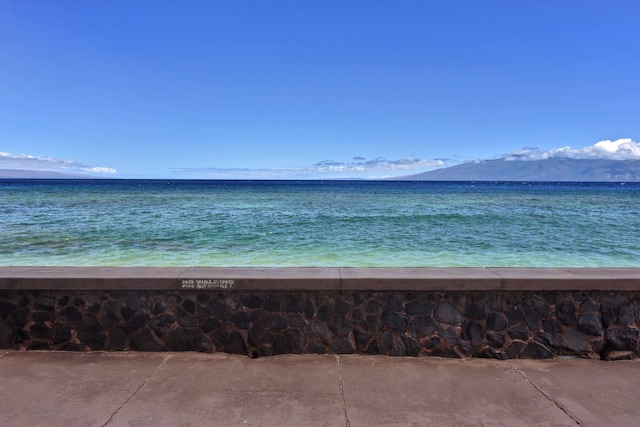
505,138,640,161
173,156,444,179
0,151,117,174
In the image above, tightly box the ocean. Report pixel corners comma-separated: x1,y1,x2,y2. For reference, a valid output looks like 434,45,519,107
1,179,639,267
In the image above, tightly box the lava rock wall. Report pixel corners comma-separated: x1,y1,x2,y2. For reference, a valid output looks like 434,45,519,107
1,290,639,360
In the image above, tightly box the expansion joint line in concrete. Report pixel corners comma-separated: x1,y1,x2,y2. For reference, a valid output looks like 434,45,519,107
102,354,173,427
335,356,351,427
507,362,583,427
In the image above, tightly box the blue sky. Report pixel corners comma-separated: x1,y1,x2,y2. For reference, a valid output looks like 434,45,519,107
1,1,639,179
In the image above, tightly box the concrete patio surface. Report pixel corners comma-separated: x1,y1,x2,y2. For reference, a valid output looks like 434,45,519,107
0,351,638,427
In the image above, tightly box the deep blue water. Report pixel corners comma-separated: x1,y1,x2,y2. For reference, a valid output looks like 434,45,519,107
1,179,639,267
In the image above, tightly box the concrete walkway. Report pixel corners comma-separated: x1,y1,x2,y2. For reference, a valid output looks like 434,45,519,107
0,350,639,426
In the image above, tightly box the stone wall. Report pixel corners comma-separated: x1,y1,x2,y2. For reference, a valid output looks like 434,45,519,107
2,289,639,360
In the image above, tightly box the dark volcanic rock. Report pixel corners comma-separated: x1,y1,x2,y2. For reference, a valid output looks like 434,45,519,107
524,308,542,332
331,315,352,337
333,298,352,316
286,296,304,313
464,303,485,320
331,337,355,354
27,341,53,350
101,312,121,329
78,315,106,350
130,328,167,352
378,330,393,354
30,322,53,339
210,299,231,321
202,318,222,333
384,295,404,312
461,321,484,346
478,347,507,360
486,331,504,348
505,341,526,359
559,329,589,354
307,321,334,344
605,326,639,351
151,315,176,337
406,301,433,316
486,313,507,331
181,299,196,315
430,347,461,358
542,319,562,336
435,302,462,325
263,296,282,312
534,332,557,351
250,309,271,328
364,341,380,355
317,305,332,323
224,330,248,355
242,295,263,309
507,324,530,341
151,302,167,315
382,311,408,333
288,313,306,328
108,326,127,351
248,326,272,347
270,314,288,331
351,310,365,328
391,335,421,357
520,341,553,359
411,316,437,338
230,311,251,329
424,336,441,350
0,320,14,347
0,301,16,317
34,301,55,312
11,308,31,327
33,311,55,323
505,307,525,327
305,339,327,354
366,301,382,314
601,304,617,329
618,303,636,326
580,298,599,314
577,314,603,336
273,329,305,355
556,301,576,326
440,326,459,345
130,313,150,331
168,328,213,352
353,329,373,352
365,316,383,332
53,324,72,344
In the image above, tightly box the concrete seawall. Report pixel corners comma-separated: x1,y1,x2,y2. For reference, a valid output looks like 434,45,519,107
1,267,640,360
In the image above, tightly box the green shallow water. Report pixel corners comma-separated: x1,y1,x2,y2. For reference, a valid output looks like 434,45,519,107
1,179,639,267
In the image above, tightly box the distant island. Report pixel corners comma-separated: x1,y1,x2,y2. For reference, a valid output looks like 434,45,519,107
0,169,95,179
6,158,640,181
396,158,640,182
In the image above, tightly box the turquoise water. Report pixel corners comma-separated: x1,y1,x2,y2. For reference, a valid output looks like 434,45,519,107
1,180,639,267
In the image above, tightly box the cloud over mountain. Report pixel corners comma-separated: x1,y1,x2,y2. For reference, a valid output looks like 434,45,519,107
506,138,640,161
399,138,640,182
0,152,117,174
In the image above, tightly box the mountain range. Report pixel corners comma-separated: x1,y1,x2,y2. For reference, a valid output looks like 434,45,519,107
0,169,94,179
397,158,640,182
5,157,640,181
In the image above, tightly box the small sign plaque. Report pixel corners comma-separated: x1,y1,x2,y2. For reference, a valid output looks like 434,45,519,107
179,279,235,290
